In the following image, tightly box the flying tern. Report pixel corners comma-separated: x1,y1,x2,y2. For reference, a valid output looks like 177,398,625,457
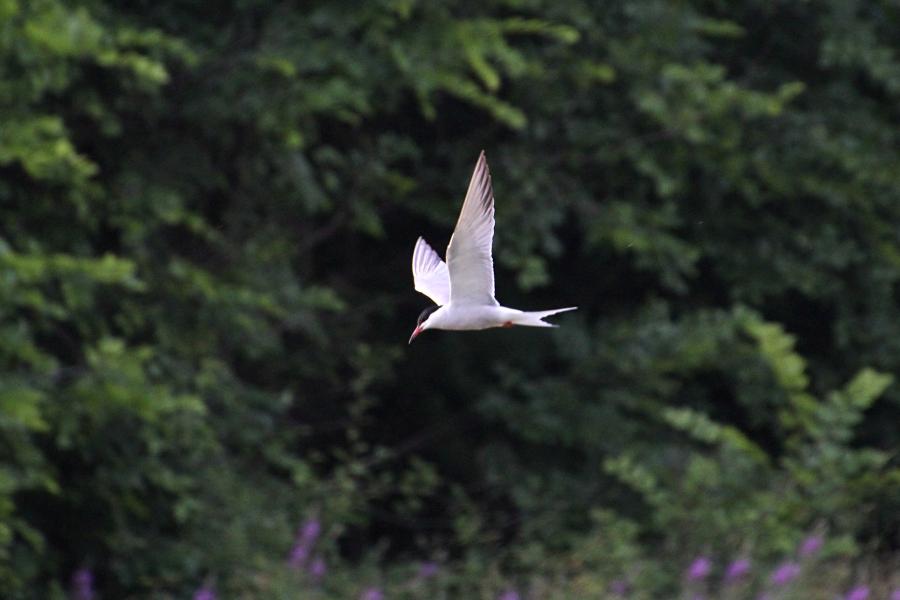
409,151,576,343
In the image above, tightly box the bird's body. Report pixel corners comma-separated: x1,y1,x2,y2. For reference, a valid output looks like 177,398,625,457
424,304,574,331
409,151,576,343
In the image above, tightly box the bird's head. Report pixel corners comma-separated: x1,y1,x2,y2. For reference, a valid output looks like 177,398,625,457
409,305,439,344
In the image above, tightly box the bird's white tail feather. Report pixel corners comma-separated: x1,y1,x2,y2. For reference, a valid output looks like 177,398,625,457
513,306,578,328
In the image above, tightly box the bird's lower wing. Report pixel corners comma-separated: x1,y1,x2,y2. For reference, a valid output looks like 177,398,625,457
412,236,450,306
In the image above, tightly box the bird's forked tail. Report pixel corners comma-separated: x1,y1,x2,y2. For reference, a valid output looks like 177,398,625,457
513,306,578,328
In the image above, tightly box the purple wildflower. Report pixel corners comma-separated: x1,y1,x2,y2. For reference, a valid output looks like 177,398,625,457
799,534,823,558
725,558,751,582
686,556,712,581
498,591,521,600
309,556,326,582
418,561,439,579
844,586,869,600
71,568,94,600
360,588,384,600
891,590,900,600
288,543,310,569
770,562,801,586
300,518,322,543
288,517,322,569
193,586,217,600
610,579,629,596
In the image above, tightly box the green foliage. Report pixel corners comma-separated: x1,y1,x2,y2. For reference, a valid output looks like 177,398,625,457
1,0,899,597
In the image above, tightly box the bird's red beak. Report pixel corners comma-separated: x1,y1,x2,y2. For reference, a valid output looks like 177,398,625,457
408,325,423,344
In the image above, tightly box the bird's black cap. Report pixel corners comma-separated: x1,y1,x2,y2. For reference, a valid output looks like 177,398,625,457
416,305,439,326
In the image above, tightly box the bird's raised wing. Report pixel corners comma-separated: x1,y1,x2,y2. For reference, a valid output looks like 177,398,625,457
412,236,450,306
446,151,497,306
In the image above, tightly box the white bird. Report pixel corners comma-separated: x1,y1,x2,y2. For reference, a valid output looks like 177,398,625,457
409,151,577,343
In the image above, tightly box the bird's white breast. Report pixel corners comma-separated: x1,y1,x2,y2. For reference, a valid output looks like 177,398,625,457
428,304,521,331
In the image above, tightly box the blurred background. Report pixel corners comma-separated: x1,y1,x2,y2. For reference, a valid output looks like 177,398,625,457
1,0,899,598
